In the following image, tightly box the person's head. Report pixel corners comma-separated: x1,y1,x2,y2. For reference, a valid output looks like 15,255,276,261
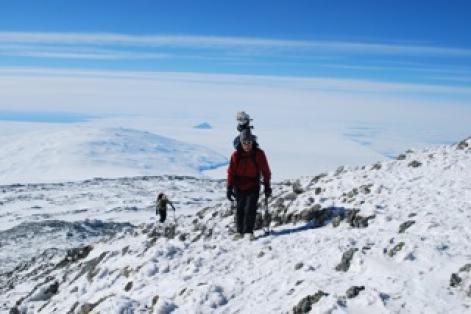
158,192,164,200
239,129,254,152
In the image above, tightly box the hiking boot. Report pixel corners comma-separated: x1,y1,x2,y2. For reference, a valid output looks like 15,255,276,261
233,233,244,241
248,233,256,241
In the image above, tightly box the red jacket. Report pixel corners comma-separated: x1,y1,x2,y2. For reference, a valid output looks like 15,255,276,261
227,148,271,191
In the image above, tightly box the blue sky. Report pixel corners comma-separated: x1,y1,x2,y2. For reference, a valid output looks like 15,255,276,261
0,0,471,119
1,0,471,83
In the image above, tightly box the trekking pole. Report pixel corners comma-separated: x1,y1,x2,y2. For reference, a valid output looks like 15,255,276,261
264,196,271,234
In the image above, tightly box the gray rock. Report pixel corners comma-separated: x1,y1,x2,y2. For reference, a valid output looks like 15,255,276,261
346,285,365,298
450,273,462,287
332,216,342,228
335,166,345,176
311,173,327,184
335,248,358,272
345,209,373,228
293,290,329,313
396,154,407,160
314,187,322,195
398,220,415,233
293,180,304,194
359,184,372,194
284,192,298,201
388,242,405,257
457,139,469,150
408,160,422,168
124,281,133,291
299,205,322,221
459,264,471,273
56,245,93,268
295,262,304,270
371,163,382,170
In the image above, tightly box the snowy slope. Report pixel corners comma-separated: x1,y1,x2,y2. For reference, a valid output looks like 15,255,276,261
1,137,470,313
0,126,227,184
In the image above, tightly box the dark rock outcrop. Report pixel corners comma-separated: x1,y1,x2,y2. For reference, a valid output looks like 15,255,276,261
293,290,329,313
398,220,415,233
346,285,365,298
335,248,358,272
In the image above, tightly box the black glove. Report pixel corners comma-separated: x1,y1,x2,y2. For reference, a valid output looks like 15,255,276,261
264,184,272,198
226,186,234,201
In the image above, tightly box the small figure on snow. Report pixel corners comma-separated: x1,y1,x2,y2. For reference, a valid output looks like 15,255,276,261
227,128,272,240
156,193,176,223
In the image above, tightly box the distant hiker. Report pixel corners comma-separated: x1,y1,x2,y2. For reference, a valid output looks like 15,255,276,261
227,128,272,240
233,111,255,150
156,193,176,223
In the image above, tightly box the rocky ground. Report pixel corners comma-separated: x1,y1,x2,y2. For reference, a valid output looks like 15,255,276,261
1,137,470,313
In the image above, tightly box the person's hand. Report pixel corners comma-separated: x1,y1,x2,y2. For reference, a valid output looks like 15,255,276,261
226,186,234,201
264,184,272,198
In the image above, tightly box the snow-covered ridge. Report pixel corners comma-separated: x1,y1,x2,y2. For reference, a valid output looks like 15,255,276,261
1,137,470,313
0,126,227,184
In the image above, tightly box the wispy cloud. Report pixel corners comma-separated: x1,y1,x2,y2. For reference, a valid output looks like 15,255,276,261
1,31,471,57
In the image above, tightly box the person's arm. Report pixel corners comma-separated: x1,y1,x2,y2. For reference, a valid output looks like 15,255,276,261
169,200,176,211
226,152,237,200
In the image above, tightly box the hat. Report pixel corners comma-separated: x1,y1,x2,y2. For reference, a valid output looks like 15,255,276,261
239,129,253,143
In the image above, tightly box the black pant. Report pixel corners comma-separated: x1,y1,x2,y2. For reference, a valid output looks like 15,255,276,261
158,208,167,223
235,187,260,234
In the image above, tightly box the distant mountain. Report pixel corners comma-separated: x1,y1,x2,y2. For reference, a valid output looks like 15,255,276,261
193,122,212,129
0,126,227,184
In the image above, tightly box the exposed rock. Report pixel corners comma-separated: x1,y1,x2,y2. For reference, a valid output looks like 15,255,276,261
124,281,133,291
346,285,365,298
450,273,462,287
359,184,372,194
56,245,93,268
284,192,298,201
293,290,329,313
345,209,374,228
79,303,94,314
396,154,407,160
457,138,469,150
71,251,107,284
314,187,322,195
371,163,382,170
299,205,322,221
311,173,327,184
459,264,471,273
388,242,405,257
335,248,358,272
332,216,342,227
295,262,304,270
335,166,345,176
408,160,422,168
292,180,304,194
30,280,59,301
398,220,415,233
9,308,20,314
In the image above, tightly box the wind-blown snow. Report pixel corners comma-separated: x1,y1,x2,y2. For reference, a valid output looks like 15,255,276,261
1,137,470,313
0,126,227,184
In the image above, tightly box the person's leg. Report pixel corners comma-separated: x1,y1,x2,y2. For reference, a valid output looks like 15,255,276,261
236,191,247,234
159,209,167,223
244,189,260,234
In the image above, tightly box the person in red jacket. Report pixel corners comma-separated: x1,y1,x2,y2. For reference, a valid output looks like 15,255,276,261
227,128,272,240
